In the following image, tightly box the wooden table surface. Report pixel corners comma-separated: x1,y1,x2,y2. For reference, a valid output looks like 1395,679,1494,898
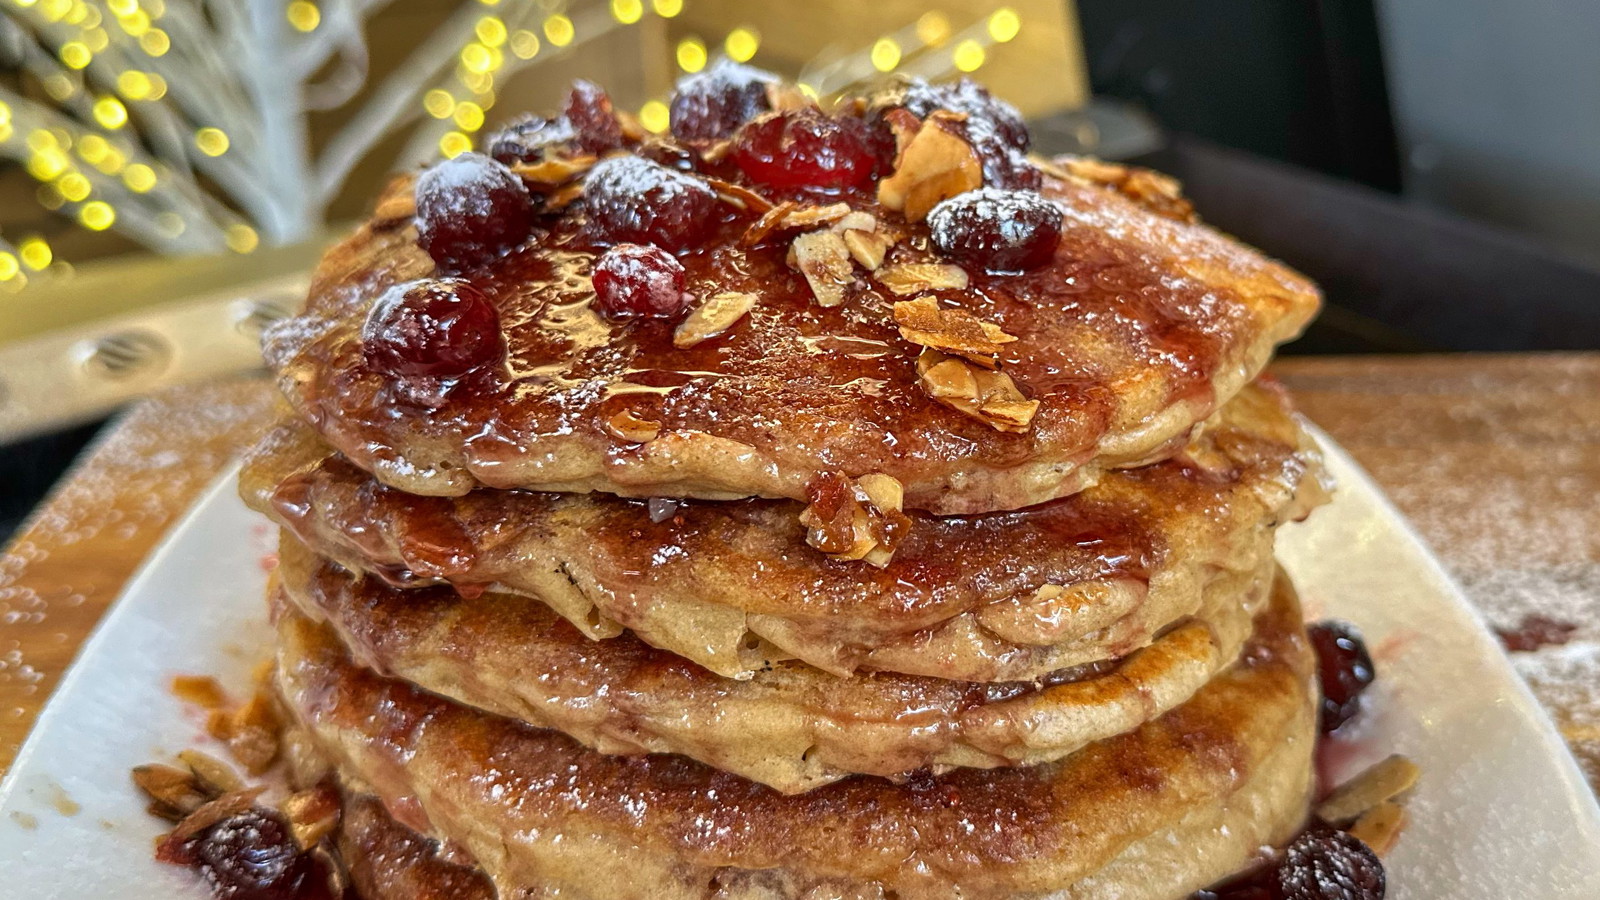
3,354,1599,789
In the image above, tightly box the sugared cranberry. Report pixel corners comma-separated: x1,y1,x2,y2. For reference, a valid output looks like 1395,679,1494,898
591,244,690,319
730,109,877,192
191,808,319,900
486,113,577,164
1194,825,1385,900
871,77,1039,189
584,156,719,251
1309,620,1376,733
414,152,536,269
362,279,503,378
927,188,1062,272
669,59,779,145
563,79,624,154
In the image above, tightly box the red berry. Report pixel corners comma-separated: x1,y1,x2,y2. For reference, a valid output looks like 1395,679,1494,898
190,808,318,900
927,188,1062,272
1276,826,1386,900
363,279,503,378
1308,620,1376,733
414,152,536,269
584,156,719,251
563,79,624,155
730,109,877,192
591,244,690,319
669,59,779,145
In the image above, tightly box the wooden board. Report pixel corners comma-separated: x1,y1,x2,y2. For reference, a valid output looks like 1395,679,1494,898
3,355,1599,791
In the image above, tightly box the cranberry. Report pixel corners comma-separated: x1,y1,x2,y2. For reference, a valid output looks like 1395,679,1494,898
871,77,1039,189
191,808,319,900
486,113,577,164
730,109,877,192
584,156,719,251
669,58,779,145
362,279,503,378
1309,620,1376,733
563,79,624,154
1193,825,1385,900
414,152,536,269
927,188,1062,272
591,244,690,319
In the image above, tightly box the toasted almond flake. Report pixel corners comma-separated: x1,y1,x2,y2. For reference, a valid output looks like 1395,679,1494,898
1348,801,1407,857
510,155,598,185
876,263,969,296
616,110,648,142
707,178,776,213
675,291,757,348
741,200,799,246
167,787,266,843
178,749,244,796
831,211,878,234
132,764,209,818
282,784,342,851
1038,154,1196,222
841,229,890,271
766,81,813,112
171,674,229,710
606,409,662,443
209,691,282,776
789,230,855,307
799,472,911,567
780,202,852,229
371,192,416,227
878,111,983,221
916,348,1039,433
701,139,735,164
1316,754,1420,824
893,297,1016,367
543,182,585,213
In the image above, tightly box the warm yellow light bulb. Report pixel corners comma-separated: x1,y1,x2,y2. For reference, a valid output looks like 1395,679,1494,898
79,201,116,231
424,89,455,119
140,29,170,56
638,100,669,133
870,37,901,72
93,95,128,129
57,172,92,202
123,163,156,192
453,101,485,132
107,0,137,16
60,41,92,69
915,11,952,46
675,37,706,73
226,223,259,254
475,16,506,47
987,8,1021,43
76,133,108,163
287,1,320,33
439,131,472,158
119,9,151,36
83,27,110,53
27,149,70,182
0,102,10,128
0,254,19,282
509,29,540,59
725,27,759,62
460,42,492,74
610,0,642,25
195,127,230,156
19,238,53,271
652,0,682,18
117,70,152,99
952,39,986,73
543,15,574,47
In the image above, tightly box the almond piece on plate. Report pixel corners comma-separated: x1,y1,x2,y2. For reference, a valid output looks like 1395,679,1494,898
878,110,983,222
916,348,1039,433
789,230,855,307
893,297,1017,367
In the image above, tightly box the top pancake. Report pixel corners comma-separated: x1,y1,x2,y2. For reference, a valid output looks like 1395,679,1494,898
263,81,1319,514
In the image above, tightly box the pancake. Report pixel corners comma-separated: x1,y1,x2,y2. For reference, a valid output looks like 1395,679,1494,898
333,793,495,900
273,533,1272,793
242,380,1328,681
275,570,1316,900
262,81,1318,515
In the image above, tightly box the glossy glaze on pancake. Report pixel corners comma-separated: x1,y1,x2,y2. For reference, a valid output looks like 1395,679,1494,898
242,380,1328,680
273,533,1272,793
275,571,1316,900
262,116,1318,513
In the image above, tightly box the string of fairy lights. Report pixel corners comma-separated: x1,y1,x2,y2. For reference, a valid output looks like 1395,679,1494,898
0,0,1026,293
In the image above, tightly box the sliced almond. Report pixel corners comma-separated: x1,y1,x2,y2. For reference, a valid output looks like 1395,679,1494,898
878,111,983,222
132,764,209,819
606,409,662,443
1316,754,1420,824
1038,155,1196,223
765,81,813,113
207,690,282,776
706,178,776,213
1348,800,1407,857
799,472,911,567
893,297,1016,368
371,191,416,227
615,110,648,142
167,787,266,843
780,203,852,229
675,291,757,348
282,783,342,851
741,200,799,246
510,155,597,185
916,348,1039,433
542,182,585,213
789,230,855,307
831,211,878,234
841,229,891,271
876,263,969,296
178,749,244,796
171,674,229,710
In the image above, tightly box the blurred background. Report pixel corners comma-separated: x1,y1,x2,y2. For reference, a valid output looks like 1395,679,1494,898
2,0,1599,538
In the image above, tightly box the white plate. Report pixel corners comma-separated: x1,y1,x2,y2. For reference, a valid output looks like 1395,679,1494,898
2,432,1598,898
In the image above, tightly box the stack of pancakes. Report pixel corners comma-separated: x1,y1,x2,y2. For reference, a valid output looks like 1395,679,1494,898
244,75,1328,899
